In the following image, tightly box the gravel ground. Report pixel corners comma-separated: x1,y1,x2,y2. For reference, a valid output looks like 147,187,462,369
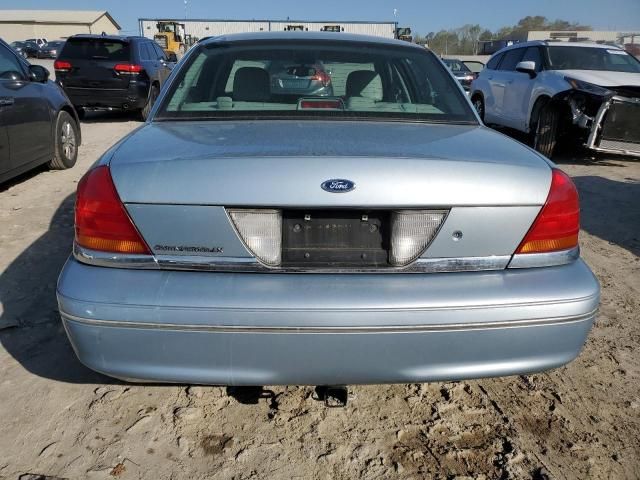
0,101,639,479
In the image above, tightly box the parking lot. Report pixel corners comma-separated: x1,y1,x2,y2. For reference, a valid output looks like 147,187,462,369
0,60,639,479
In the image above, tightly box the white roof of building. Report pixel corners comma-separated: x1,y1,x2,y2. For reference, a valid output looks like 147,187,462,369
0,10,120,29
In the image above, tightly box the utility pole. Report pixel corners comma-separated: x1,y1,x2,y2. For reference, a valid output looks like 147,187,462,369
184,0,188,21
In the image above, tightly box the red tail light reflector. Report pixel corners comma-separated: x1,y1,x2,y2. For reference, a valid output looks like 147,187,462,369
54,60,72,71
114,64,144,74
311,70,331,87
516,169,579,254
75,166,151,254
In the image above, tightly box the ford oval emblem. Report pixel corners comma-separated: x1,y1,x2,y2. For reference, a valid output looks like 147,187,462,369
321,179,356,193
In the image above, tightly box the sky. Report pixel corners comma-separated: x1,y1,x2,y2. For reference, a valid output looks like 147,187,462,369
6,0,640,35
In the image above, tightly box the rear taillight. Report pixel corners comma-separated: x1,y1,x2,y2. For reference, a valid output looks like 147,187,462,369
515,169,579,254
311,70,331,87
75,166,151,255
114,64,144,74
54,60,72,71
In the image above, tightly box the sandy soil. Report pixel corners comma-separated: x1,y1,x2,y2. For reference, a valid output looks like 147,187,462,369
0,112,638,480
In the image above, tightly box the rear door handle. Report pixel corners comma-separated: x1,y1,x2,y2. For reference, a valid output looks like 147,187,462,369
0,97,14,107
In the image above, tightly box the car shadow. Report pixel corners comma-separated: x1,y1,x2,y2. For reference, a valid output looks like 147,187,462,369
0,193,118,384
572,175,640,257
0,164,49,192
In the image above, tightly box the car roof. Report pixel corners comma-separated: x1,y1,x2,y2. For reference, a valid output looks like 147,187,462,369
67,34,147,42
200,31,426,50
497,40,623,54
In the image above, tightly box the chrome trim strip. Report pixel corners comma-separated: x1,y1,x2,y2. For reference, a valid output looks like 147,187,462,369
73,243,159,269
508,247,580,269
61,309,597,334
74,244,511,273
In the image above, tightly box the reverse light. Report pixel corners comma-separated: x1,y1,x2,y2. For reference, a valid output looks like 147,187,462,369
228,209,282,266
516,169,579,254
389,210,448,266
114,64,144,74
54,60,72,71
75,166,151,254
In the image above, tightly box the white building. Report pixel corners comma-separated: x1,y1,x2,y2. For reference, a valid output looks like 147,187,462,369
0,10,120,43
526,30,626,43
138,18,398,42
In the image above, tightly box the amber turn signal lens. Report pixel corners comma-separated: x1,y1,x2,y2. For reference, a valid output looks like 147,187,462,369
516,169,579,254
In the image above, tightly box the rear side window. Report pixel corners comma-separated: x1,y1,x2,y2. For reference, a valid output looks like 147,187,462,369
60,38,130,61
486,53,503,70
152,42,167,60
499,48,525,71
139,42,153,61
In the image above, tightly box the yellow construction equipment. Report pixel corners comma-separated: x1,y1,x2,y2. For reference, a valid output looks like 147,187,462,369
154,21,187,57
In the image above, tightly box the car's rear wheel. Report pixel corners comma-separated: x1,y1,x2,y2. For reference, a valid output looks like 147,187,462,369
48,111,79,170
141,84,160,121
533,104,560,158
471,95,484,122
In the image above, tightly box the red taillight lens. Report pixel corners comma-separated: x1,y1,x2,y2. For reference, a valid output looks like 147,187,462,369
75,166,151,254
54,60,72,71
516,169,579,254
311,70,331,87
114,64,144,74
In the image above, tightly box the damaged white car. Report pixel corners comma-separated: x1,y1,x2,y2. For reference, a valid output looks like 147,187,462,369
471,41,640,158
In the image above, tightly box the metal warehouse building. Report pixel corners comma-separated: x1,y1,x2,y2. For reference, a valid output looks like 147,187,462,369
0,10,120,43
139,19,398,42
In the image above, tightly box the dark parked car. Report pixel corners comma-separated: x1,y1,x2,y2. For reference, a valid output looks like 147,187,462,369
0,38,81,184
442,58,475,91
10,41,40,59
54,34,175,120
39,40,65,59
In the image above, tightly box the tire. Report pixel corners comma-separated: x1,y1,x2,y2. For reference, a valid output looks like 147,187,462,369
48,111,79,170
141,84,160,121
533,103,560,158
471,95,484,122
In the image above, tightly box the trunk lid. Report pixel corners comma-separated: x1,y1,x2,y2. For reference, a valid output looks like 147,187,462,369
109,121,551,207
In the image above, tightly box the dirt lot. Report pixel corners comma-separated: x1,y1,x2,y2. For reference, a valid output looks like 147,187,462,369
0,105,639,479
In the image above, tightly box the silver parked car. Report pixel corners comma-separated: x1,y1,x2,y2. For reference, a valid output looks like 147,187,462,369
57,32,599,386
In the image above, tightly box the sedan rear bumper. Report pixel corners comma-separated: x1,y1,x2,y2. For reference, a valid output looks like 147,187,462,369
57,258,599,385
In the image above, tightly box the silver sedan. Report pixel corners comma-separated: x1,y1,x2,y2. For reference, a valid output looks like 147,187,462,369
57,32,599,386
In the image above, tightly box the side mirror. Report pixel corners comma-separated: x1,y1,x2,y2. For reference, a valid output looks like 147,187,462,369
167,52,178,63
516,61,537,78
29,64,50,83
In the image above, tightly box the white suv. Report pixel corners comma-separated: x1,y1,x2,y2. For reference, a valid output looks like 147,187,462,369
470,41,640,158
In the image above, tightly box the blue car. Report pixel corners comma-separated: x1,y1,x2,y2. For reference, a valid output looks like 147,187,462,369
57,32,599,386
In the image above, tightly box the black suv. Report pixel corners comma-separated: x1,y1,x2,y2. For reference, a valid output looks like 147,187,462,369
54,35,175,120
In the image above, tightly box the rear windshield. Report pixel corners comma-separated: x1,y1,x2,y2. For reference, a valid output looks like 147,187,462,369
60,38,130,61
156,41,476,123
547,46,640,73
